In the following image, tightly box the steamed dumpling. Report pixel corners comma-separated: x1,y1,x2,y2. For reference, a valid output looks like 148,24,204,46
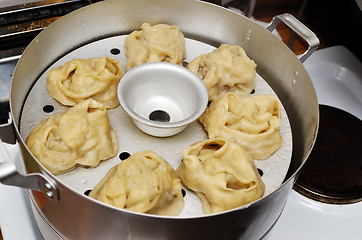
89,150,184,216
46,56,123,108
177,138,265,214
125,23,186,71
25,100,118,174
199,93,283,160
187,44,256,102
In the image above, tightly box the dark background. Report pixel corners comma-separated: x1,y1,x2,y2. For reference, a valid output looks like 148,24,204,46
206,0,362,61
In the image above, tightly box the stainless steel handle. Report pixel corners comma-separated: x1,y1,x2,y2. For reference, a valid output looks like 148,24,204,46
266,13,320,63
0,139,59,201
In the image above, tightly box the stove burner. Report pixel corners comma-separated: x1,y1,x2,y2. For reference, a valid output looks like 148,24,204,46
294,105,362,204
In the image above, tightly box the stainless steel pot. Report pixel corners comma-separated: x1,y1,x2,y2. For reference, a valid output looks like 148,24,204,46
0,0,319,239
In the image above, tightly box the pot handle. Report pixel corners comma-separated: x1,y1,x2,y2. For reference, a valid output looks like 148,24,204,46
0,139,59,202
265,13,319,63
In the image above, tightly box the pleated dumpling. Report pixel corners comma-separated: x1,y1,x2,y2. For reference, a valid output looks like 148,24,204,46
89,151,184,216
187,44,256,102
176,138,265,214
199,93,283,160
46,56,123,108
25,100,118,174
124,23,186,71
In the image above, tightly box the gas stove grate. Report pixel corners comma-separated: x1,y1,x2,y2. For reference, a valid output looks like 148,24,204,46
0,0,100,63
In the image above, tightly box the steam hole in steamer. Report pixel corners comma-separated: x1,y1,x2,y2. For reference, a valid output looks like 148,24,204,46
257,168,264,177
110,48,121,55
119,151,131,160
43,105,54,113
149,110,170,122
84,189,92,196
181,189,186,197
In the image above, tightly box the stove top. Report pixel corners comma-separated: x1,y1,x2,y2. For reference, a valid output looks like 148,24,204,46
268,45,362,239
0,0,93,64
0,43,361,239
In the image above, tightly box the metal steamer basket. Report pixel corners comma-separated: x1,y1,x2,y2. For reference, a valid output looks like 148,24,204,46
0,0,319,239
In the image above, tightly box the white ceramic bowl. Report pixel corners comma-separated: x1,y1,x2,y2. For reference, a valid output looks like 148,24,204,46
117,62,208,137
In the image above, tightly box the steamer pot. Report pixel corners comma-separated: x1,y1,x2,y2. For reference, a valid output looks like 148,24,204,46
0,0,319,239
